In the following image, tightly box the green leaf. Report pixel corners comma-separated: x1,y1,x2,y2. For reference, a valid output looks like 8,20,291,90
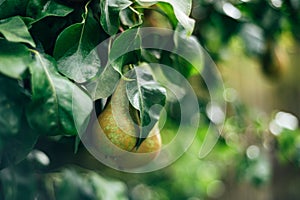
54,170,97,200
87,172,128,200
0,120,38,169
26,0,73,23
0,0,29,19
136,0,195,34
26,52,93,136
83,36,121,100
0,40,32,79
172,27,203,76
29,17,69,52
109,28,141,74
1,164,39,199
0,75,37,168
21,16,35,28
119,6,143,28
100,0,132,35
0,75,28,136
126,65,166,147
54,170,128,200
53,8,101,83
85,65,120,100
0,16,36,47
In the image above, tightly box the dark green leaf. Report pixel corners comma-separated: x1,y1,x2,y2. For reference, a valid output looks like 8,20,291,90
54,170,96,200
0,40,32,79
1,164,38,199
100,0,132,35
137,0,195,34
0,0,29,19
0,75,37,168
26,52,93,136
0,75,28,136
109,28,141,74
29,17,69,52
21,16,35,28
0,16,35,47
26,0,73,23
0,75,37,169
0,120,37,169
126,65,166,147
53,8,101,83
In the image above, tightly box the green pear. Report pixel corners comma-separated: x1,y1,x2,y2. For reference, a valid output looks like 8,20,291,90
92,79,162,169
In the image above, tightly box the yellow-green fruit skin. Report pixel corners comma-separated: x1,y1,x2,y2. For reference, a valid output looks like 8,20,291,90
93,102,136,156
92,79,162,169
92,78,137,156
115,125,162,169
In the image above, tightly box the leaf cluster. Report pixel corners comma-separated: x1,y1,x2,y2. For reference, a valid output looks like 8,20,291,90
0,0,203,167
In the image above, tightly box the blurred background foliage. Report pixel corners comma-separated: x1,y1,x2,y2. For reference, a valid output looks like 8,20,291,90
1,0,300,200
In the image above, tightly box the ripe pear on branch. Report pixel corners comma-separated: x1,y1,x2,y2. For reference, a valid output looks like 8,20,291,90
92,78,162,169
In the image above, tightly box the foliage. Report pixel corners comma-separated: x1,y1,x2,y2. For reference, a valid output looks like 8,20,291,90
0,0,199,169
1,0,300,200
0,155,128,200
192,0,300,78
0,0,202,199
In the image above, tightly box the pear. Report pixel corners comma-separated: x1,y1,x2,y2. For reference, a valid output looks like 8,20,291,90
116,123,162,169
92,79,162,169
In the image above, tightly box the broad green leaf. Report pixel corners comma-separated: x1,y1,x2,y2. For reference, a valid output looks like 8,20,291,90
0,40,32,79
0,119,37,169
26,52,93,136
0,75,37,168
53,8,101,83
84,38,120,100
136,0,195,34
21,16,35,28
54,170,97,200
26,0,73,23
54,170,128,200
155,2,177,28
137,0,192,16
1,164,39,198
173,28,203,76
30,17,69,52
85,65,120,100
119,6,143,28
0,16,35,47
0,75,28,136
109,28,141,74
100,0,132,35
126,65,166,147
0,0,29,19
87,172,128,200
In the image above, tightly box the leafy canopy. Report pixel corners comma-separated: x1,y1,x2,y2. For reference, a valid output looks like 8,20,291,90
0,0,203,167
